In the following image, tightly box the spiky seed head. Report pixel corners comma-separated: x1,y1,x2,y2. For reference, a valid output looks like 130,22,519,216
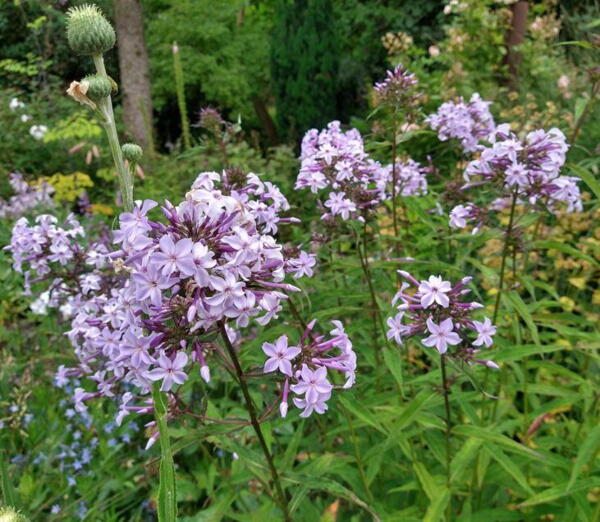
0,506,30,522
122,143,143,163
83,74,112,101
66,4,116,56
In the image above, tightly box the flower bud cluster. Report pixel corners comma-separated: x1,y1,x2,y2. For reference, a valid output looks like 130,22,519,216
426,93,496,153
373,64,422,109
262,320,356,418
386,271,498,369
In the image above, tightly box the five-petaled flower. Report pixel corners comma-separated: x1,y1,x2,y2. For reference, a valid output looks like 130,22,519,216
472,317,497,347
418,275,452,308
148,352,189,391
422,317,461,354
262,335,301,377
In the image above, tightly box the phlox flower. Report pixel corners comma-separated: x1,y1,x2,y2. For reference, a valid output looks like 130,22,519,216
472,317,496,347
262,335,301,376
418,275,452,308
148,352,188,391
422,317,461,354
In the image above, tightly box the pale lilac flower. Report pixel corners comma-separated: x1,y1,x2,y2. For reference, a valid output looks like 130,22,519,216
288,251,317,279
148,352,188,391
291,365,333,404
422,317,461,354
449,204,470,229
262,335,301,376
132,264,176,306
153,236,196,276
472,317,496,347
418,275,452,308
386,312,406,344
426,93,495,152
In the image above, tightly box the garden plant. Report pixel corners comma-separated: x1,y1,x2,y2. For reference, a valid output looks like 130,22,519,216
1,1,599,521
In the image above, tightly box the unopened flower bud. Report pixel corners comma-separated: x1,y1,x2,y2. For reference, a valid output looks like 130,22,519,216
122,143,143,163
83,74,112,101
66,5,116,56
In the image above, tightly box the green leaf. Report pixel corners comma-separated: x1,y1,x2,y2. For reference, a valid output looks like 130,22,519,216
0,450,18,509
568,424,600,490
338,395,387,435
520,478,600,507
382,345,404,392
413,462,439,502
502,292,540,345
423,488,450,522
533,238,598,266
451,438,482,482
452,425,542,459
152,383,177,522
485,444,535,495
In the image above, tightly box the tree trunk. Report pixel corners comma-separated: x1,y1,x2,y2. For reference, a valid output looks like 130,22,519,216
503,1,529,90
252,95,279,146
114,0,154,152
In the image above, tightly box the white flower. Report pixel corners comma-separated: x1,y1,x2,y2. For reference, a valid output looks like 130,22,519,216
20,114,32,122
29,125,48,140
9,97,25,111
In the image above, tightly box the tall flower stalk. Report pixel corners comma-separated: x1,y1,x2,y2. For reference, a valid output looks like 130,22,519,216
172,42,192,150
218,322,291,521
91,53,133,211
373,64,423,257
492,190,518,323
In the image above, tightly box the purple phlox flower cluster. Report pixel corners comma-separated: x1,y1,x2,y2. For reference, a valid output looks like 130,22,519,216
296,121,387,222
9,172,313,436
426,93,496,153
0,173,54,219
373,64,422,108
378,158,430,197
262,320,356,418
461,125,581,216
386,271,498,369
6,213,113,304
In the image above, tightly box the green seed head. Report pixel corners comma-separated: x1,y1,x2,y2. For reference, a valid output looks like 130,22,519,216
122,143,143,163
83,74,112,101
66,4,116,56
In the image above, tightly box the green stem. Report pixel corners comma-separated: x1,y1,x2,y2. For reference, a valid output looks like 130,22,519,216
492,191,518,324
152,384,177,522
92,54,133,212
441,354,452,516
390,116,400,255
217,322,291,521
